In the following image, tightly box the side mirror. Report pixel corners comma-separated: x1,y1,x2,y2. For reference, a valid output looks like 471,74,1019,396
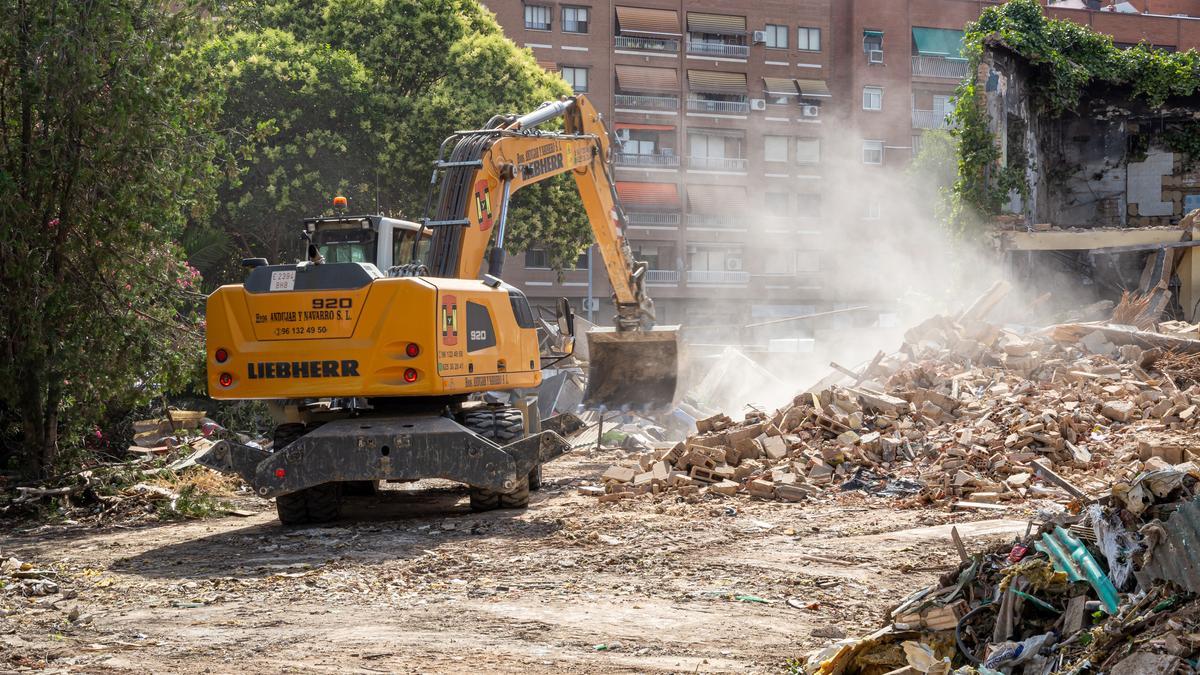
241,257,268,269
556,297,575,337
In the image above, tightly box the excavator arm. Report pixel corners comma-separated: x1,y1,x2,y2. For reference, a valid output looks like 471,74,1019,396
418,95,679,410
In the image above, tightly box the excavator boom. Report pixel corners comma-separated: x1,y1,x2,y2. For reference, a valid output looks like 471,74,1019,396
419,95,680,411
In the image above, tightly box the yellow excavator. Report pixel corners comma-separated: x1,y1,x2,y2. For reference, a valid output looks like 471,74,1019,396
199,95,680,523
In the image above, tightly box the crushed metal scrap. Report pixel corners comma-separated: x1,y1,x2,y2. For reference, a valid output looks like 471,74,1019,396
805,488,1200,673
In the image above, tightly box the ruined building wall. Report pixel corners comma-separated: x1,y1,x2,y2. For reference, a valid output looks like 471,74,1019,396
981,46,1200,228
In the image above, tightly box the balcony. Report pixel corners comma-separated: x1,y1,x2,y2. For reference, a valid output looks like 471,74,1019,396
645,269,680,283
614,93,679,111
912,109,955,130
911,55,971,79
614,153,681,168
686,97,749,114
615,35,679,53
687,270,750,284
688,213,742,228
626,211,681,227
686,39,749,59
687,156,747,172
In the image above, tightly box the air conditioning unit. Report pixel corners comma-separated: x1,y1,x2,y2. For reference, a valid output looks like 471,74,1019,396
581,298,600,311
868,49,884,64
615,128,630,142
726,257,743,271
750,98,767,111
801,105,820,117
752,30,767,44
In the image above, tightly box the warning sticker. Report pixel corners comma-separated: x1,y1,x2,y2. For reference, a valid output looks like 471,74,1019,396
269,270,296,292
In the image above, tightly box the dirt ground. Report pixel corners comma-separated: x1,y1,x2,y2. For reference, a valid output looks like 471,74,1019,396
1,447,1035,674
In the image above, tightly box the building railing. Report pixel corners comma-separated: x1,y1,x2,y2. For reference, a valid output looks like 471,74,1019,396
614,153,680,167
687,270,750,284
615,35,679,52
688,213,741,227
911,55,970,79
912,109,954,130
686,97,749,114
614,93,679,111
645,270,680,283
687,156,748,172
686,40,749,58
626,211,681,226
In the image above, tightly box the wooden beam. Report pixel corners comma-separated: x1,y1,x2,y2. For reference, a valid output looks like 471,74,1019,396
998,228,1186,251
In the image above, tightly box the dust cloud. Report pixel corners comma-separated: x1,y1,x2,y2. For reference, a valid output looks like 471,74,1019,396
678,130,1016,419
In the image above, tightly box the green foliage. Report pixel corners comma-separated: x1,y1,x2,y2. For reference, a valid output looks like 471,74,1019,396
186,29,374,281
1162,122,1200,171
0,0,220,477
908,130,961,233
196,0,589,280
950,0,1200,229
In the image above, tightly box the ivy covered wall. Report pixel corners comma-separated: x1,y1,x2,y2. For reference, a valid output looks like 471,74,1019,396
953,0,1200,230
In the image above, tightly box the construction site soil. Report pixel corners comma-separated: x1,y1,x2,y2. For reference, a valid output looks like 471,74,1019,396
1,450,1030,674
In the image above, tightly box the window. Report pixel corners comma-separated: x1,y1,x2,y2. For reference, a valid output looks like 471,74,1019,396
524,5,551,30
796,138,820,164
763,249,795,275
863,140,884,165
689,245,742,271
764,135,789,163
631,244,674,270
525,248,587,268
767,91,792,105
622,129,661,155
561,66,588,93
795,251,820,272
863,199,881,220
765,192,789,216
562,6,588,33
933,94,953,117
525,248,549,268
798,27,821,52
796,193,821,215
688,131,744,164
764,24,787,49
863,86,883,111
864,30,883,58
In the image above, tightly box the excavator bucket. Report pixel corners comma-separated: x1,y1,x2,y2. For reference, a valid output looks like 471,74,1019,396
583,327,681,412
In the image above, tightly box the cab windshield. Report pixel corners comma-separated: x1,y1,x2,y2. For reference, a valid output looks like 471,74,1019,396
314,227,376,265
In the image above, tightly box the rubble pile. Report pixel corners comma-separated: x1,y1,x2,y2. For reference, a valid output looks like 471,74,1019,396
804,459,1200,673
0,409,259,523
588,309,1200,509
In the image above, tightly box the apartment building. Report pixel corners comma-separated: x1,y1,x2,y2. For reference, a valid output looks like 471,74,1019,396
482,0,1200,344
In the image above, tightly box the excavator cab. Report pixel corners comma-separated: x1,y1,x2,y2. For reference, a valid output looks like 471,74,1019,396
302,213,430,271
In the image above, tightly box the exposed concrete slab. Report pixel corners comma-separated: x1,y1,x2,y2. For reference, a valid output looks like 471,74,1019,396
1128,150,1175,217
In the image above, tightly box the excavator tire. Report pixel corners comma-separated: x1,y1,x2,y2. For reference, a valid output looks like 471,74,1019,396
462,407,530,511
271,423,343,525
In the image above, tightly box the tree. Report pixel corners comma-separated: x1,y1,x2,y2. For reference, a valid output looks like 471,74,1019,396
0,1,219,477
184,29,374,282
213,0,591,275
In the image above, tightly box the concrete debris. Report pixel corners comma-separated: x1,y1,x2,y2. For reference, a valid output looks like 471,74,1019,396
591,310,1200,509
